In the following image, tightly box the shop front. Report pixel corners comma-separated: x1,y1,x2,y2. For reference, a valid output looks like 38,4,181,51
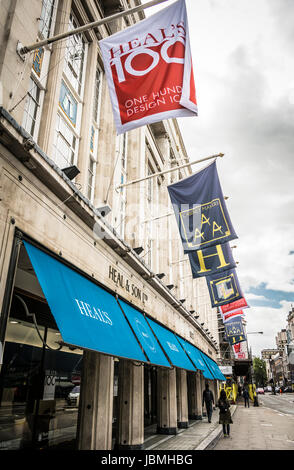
0,112,223,449
0,233,167,449
0,231,223,450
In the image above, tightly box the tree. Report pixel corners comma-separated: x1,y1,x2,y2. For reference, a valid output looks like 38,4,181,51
253,357,267,387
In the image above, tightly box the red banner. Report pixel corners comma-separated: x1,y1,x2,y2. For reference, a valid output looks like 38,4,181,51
222,309,244,323
220,297,249,315
233,341,248,360
100,0,197,134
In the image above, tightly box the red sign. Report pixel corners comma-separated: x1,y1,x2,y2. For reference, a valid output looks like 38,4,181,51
100,0,197,134
221,297,249,314
222,309,244,323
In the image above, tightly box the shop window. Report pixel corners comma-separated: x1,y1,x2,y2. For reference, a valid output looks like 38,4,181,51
0,245,83,450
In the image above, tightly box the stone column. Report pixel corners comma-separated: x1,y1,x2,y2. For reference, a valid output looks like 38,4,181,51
214,380,219,403
76,41,99,194
157,368,177,435
187,371,202,420
187,372,197,420
117,360,144,450
201,374,206,416
77,351,114,450
176,369,188,428
195,370,203,419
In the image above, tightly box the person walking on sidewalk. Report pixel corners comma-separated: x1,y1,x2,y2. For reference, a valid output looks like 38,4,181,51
218,389,233,438
243,387,250,408
202,383,214,423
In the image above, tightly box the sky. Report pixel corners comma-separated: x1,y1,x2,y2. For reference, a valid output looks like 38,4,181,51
142,0,294,356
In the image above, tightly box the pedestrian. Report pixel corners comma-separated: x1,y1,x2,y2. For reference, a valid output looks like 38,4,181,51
243,387,250,408
202,383,214,423
218,389,233,438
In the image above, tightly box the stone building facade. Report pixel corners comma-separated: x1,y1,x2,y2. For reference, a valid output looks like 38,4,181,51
0,0,221,450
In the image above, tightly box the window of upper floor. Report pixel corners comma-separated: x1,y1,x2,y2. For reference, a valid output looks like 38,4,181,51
38,0,58,39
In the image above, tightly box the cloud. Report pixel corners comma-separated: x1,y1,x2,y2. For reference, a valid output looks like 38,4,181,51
178,0,294,305
245,301,292,356
144,0,294,344
245,293,270,302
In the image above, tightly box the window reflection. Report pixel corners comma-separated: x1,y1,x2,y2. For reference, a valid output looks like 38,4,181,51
0,282,82,449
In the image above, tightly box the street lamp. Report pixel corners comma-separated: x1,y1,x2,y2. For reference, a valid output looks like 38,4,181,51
245,331,264,403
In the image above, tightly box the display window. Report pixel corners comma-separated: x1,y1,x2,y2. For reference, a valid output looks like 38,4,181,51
0,244,83,450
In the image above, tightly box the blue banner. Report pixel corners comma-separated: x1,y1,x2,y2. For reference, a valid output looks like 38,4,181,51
188,242,236,278
167,161,237,252
224,317,246,346
206,268,243,308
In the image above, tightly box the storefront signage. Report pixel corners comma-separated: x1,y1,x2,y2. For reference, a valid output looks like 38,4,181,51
109,265,148,304
219,366,233,375
43,370,56,400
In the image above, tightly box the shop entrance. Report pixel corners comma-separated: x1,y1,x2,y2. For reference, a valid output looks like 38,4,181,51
0,243,83,450
144,365,157,427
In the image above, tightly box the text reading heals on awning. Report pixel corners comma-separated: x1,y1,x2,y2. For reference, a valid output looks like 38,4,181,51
99,0,197,134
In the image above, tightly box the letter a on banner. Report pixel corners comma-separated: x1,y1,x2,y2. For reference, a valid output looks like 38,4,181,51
99,0,197,134
167,161,238,252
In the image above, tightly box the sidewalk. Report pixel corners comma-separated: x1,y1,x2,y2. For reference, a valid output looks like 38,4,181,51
212,399,294,450
143,405,237,451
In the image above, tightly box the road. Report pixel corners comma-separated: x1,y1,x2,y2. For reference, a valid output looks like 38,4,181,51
258,392,294,416
212,394,294,450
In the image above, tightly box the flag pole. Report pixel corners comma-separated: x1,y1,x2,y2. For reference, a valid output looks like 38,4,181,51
17,0,170,55
116,152,224,190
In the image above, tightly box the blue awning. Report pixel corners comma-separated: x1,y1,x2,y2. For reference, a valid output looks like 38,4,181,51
198,351,215,380
23,241,147,363
176,336,205,371
117,299,171,368
146,318,196,371
201,352,226,381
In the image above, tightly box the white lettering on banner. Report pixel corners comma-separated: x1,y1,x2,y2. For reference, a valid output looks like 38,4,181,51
108,24,186,59
125,86,183,117
75,299,113,325
109,25,186,84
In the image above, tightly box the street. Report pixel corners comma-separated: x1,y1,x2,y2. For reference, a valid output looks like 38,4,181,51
212,394,294,450
259,392,294,416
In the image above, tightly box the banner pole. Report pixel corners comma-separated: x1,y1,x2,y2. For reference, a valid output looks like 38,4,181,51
116,152,224,190
17,0,170,55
